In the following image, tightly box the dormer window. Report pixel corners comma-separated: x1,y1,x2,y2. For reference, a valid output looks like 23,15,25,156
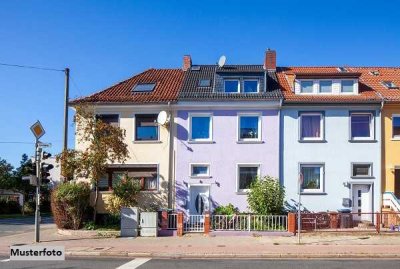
300,81,313,93
224,79,240,93
341,80,354,93
382,81,399,89
243,79,259,93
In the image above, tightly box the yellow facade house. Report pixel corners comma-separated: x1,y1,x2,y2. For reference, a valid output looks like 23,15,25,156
70,68,184,213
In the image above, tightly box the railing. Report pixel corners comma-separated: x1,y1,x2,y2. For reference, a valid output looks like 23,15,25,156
167,213,177,230
184,215,204,232
212,215,288,232
383,192,400,212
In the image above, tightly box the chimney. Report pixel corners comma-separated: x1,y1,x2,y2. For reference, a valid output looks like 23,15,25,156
182,55,192,71
264,49,276,71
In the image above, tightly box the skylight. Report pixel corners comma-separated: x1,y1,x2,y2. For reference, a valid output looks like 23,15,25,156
191,66,201,71
337,67,348,73
198,79,211,87
133,83,156,92
382,81,399,89
369,70,380,76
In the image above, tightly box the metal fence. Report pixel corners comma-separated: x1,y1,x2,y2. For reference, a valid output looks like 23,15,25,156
167,213,177,230
212,214,288,232
298,212,400,233
184,215,205,232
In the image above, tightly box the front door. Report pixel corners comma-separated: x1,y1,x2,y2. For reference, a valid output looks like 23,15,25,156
189,185,210,215
395,169,400,199
352,184,371,222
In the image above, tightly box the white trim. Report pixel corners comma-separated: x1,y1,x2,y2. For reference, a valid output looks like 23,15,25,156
295,79,358,95
132,112,160,142
341,79,356,94
299,112,324,141
188,112,213,142
350,112,374,141
224,79,240,93
189,163,211,178
236,163,261,192
243,78,260,93
299,80,315,94
318,79,333,94
299,163,325,194
351,163,373,178
237,112,262,142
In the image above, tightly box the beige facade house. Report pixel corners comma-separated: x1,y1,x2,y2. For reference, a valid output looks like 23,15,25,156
70,68,184,213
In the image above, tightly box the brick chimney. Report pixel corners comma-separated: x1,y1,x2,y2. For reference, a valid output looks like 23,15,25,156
264,49,276,70
182,55,192,71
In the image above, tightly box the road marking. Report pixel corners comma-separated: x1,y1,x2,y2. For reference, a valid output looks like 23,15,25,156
1,258,10,262
116,258,151,269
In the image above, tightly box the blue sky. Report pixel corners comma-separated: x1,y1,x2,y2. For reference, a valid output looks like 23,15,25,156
0,0,399,167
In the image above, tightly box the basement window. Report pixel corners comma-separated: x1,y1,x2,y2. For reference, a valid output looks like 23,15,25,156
133,83,156,92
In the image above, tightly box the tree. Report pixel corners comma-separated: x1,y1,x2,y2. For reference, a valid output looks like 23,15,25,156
247,176,285,215
0,157,14,190
57,105,129,222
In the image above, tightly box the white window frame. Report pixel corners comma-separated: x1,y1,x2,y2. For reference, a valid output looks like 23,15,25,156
236,164,261,192
299,112,324,141
224,79,240,93
392,114,400,140
300,80,314,94
299,163,325,194
190,163,211,178
341,79,355,94
350,112,374,141
188,113,213,142
132,113,160,142
237,113,262,142
351,163,373,178
243,79,259,93
318,80,333,94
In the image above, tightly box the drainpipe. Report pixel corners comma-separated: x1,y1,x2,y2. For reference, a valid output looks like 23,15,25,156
167,101,174,210
376,92,385,214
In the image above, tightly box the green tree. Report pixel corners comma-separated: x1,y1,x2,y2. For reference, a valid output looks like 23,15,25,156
57,105,129,222
247,176,285,215
0,157,14,189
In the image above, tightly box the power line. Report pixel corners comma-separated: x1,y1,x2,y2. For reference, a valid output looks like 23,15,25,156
0,141,35,144
0,62,64,72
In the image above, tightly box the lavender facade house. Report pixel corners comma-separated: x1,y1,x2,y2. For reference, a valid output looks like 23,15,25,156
174,52,283,214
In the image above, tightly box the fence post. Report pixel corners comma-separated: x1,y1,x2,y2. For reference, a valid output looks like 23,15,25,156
204,213,210,236
288,212,296,235
376,212,381,234
329,212,339,229
177,212,184,237
248,215,251,232
160,211,168,230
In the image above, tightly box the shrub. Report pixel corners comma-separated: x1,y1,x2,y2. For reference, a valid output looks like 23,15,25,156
22,201,35,215
0,199,21,214
214,203,239,215
51,182,91,230
247,176,285,215
105,176,141,215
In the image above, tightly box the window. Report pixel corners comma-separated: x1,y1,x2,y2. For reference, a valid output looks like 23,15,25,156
112,172,125,188
135,114,159,141
189,114,212,141
224,80,240,93
98,174,110,191
191,164,210,177
238,114,261,141
319,80,332,93
300,164,324,193
96,114,119,127
299,113,323,141
237,165,260,192
198,79,211,87
300,81,314,93
341,80,354,93
392,115,400,139
128,167,158,191
132,83,156,92
352,163,372,178
243,80,258,93
350,113,373,140
382,81,399,89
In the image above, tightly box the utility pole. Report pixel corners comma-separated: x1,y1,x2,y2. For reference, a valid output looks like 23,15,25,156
35,141,41,243
63,68,70,151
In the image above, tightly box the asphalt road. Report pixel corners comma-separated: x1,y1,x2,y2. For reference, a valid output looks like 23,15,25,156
0,216,54,237
1,257,400,269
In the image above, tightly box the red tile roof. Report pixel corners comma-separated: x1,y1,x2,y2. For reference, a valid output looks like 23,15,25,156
71,69,184,104
277,67,387,104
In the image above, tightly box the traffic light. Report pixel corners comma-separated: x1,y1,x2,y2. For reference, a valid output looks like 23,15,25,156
40,151,54,185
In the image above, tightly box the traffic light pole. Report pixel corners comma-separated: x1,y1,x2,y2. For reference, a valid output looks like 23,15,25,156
35,140,41,243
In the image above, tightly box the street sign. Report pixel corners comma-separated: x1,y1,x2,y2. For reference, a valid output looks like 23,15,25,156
30,121,45,139
22,175,38,186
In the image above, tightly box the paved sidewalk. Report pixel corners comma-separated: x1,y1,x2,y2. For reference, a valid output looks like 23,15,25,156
1,228,400,258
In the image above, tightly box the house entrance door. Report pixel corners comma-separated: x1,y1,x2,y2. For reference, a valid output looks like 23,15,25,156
188,185,210,215
352,184,372,222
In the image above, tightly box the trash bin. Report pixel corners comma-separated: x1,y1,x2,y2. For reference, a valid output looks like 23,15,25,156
338,209,352,228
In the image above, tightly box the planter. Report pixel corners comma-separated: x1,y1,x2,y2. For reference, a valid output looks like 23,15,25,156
57,228,119,237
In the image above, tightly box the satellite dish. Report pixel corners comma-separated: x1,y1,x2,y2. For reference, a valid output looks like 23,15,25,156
157,111,169,125
218,55,226,68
